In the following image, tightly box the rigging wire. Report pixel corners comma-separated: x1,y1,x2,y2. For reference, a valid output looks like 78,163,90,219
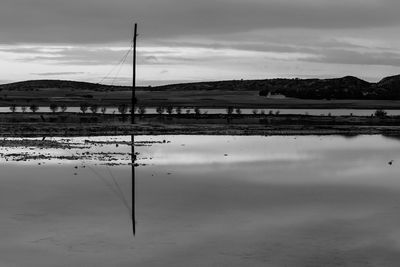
106,165,131,216
87,164,132,216
48,136,133,217
99,23,137,86
98,45,132,85
110,49,131,87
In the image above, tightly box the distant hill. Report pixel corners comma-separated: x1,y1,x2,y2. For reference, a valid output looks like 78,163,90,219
259,75,400,100
0,79,281,92
0,80,131,91
154,80,276,91
1,75,400,99
259,76,373,99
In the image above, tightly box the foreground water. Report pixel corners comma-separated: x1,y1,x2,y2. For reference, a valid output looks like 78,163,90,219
1,135,400,266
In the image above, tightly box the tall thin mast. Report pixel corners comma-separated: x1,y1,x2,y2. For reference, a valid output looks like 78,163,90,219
132,23,137,124
131,22,138,236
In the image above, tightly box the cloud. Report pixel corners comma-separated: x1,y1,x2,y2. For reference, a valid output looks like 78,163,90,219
31,72,85,76
307,49,400,67
0,0,399,44
1,0,400,84
0,45,164,66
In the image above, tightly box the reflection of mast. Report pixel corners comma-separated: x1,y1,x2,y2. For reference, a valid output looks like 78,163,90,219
131,134,135,236
131,22,138,236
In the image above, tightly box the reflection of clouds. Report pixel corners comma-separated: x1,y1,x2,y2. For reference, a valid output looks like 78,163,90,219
139,135,313,165
333,158,400,182
136,135,400,189
141,135,400,166
143,152,312,165
336,164,387,177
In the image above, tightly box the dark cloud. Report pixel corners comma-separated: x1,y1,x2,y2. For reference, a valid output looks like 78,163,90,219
307,49,400,67
5,38,400,69
2,46,161,65
0,0,399,44
146,39,400,67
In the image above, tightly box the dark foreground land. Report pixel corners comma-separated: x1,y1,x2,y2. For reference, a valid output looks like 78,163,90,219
1,113,400,137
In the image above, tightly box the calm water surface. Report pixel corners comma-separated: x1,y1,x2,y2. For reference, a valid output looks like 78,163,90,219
1,135,400,266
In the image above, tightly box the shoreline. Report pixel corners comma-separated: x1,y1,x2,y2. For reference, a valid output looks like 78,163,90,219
0,113,399,137
0,123,399,137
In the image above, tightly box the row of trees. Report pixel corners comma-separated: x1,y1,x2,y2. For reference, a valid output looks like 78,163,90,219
8,104,279,115
8,103,147,115
154,106,246,115
10,104,40,113
9,104,389,117
155,106,279,115
155,106,203,115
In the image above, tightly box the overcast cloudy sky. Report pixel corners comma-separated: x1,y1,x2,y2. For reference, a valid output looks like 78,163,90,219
1,0,400,85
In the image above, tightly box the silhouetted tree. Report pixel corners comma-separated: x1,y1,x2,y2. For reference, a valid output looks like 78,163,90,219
90,104,99,114
101,107,107,114
21,106,27,113
49,103,59,113
374,109,387,118
30,104,39,113
235,108,242,115
176,107,182,115
252,109,258,115
166,106,173,115
138,106,146,115
9,104,16,113
118,104,128,115
156,106,164,115
80,103,89,114
194,107,201,116
226,106,234,123
60,104,67,113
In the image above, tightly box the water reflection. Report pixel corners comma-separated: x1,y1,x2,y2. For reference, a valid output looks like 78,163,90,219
2,135,400,266
131,134,135,236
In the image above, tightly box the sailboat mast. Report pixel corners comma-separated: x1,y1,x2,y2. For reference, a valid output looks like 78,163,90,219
131,22,138,236
132,23,137,124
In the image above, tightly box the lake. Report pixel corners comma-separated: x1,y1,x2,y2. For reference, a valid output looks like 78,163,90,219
1,135,400,266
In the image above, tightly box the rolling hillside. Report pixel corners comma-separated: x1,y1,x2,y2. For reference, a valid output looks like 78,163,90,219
1,75,399,100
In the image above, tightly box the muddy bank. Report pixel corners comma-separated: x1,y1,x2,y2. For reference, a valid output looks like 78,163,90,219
0,137,168,165
0,114,400,137
0,122,400,137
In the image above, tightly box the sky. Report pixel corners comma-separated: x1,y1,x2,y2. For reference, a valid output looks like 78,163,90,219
1,0,400,86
